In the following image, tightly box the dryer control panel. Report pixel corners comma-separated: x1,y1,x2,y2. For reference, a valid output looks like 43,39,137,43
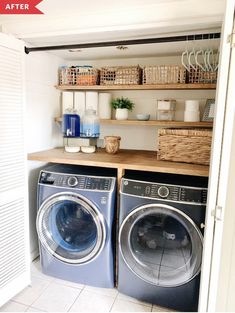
121,179,207,204
39,171,113,191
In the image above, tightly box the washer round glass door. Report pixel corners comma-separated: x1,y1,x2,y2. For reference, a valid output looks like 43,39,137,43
37,193,106,264
119,204,203,287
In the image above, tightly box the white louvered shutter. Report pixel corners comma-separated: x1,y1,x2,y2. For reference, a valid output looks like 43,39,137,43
0,33,30,307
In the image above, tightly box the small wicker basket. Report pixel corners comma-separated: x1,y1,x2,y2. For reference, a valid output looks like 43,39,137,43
143,65,186,84
188,66,217,84
157,128,212,165
59,66,99,85
100,66,141,85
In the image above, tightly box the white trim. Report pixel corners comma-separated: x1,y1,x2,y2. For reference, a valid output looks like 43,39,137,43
199,0,235,311
208,6,235,311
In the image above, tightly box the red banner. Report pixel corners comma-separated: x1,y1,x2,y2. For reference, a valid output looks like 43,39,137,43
0,0,43,14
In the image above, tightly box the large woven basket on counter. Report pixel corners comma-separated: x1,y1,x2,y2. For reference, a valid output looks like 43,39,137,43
157,128,212,165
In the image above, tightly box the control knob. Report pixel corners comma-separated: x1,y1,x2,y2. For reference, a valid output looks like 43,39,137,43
157,186,170,198
67,176,78,187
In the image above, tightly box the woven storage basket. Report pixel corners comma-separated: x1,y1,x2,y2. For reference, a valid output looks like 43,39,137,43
100,66,141,85
143,65,186,84
187,66,217,84
59,66,99,85
157,128,212,165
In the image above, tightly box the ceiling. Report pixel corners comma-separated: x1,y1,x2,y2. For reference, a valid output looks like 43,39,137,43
0,0,225,60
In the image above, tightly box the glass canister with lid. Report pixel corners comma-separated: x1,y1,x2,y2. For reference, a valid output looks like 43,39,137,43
63,108,80,138
81,109,100,138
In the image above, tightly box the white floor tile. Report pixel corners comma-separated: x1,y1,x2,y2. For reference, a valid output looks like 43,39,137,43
53,277,85,290
84,285,118,298
13,276,50,306
32,282,81,312
111,299,151,312
26,307,46,312
152,304,175,312
30,259,54,282
69,290,115,312
0,301,28,312
117,293,152,307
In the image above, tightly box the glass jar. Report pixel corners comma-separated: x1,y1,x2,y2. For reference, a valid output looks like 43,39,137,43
81,109,100,138
63,109,80,137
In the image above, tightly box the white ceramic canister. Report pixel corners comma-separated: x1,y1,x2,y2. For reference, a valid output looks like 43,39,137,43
98,93,112,119
184,110,200,122
185,100,200,112
157,100,176,110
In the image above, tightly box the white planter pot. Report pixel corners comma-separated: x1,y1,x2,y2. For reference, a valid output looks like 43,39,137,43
115,108,128,120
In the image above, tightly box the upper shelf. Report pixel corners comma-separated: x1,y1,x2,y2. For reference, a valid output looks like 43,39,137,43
55,83,217,91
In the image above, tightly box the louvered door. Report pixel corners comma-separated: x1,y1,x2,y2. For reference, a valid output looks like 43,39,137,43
0,33,30,307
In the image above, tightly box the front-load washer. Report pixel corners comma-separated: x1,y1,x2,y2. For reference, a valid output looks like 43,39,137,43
36,164,116,288
118,171,208,312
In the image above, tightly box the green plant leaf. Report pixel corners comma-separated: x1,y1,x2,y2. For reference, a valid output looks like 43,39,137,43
111,97,135,111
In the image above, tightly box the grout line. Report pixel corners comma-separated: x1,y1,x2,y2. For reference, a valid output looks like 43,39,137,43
67,288,83,312
29,278,53,308
109,290,119,312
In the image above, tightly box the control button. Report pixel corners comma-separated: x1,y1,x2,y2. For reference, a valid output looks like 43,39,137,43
123,180,128,186
145,186,151,195
157,186,170,198
67,176,78,187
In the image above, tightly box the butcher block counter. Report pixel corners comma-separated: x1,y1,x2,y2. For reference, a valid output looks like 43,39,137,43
28,148,209,180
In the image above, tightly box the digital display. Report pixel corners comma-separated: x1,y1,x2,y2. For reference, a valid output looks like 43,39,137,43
180,188,203,202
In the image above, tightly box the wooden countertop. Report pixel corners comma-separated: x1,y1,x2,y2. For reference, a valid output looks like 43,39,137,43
28,148,209,177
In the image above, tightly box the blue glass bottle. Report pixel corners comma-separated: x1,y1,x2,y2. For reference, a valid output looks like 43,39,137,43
63,109,80,138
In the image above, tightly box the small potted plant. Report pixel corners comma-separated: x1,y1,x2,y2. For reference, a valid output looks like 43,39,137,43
111,97,135,120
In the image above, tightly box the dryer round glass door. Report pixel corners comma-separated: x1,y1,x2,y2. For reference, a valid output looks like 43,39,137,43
119,203,203,287
37,193,106,264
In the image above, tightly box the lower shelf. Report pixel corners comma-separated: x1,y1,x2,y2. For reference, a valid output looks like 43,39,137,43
27,148,209,177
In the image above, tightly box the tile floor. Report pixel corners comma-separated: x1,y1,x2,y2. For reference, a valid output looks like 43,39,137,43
0,259,174,312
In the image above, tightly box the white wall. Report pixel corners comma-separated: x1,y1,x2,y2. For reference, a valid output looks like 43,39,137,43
67,56,216,150
26,51,63,260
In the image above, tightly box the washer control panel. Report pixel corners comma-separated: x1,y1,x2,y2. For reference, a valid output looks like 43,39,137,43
121,179,207,204
39,171,113,191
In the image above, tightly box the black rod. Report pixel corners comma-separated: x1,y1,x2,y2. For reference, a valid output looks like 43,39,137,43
24,32,221,54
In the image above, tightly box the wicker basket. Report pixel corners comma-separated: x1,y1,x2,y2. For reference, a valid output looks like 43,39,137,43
100,66,141,85
188,66,217,84
143,65,186,84
157,128,212,165
59,66,99,85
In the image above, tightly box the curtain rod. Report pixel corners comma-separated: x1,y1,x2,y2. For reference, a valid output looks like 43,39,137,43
24,32,221,54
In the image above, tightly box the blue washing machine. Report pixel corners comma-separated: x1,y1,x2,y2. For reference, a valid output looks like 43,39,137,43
118,171,208,312
36,164,116,288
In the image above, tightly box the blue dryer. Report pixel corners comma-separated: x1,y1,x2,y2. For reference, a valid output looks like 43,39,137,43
118,171,208,312
36,164,116,288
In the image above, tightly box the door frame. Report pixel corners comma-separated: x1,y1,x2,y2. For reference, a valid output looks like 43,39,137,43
198,0,235,311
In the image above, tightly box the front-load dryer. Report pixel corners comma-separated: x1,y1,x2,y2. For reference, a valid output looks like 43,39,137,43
118,171,208,311
37,164,116,288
